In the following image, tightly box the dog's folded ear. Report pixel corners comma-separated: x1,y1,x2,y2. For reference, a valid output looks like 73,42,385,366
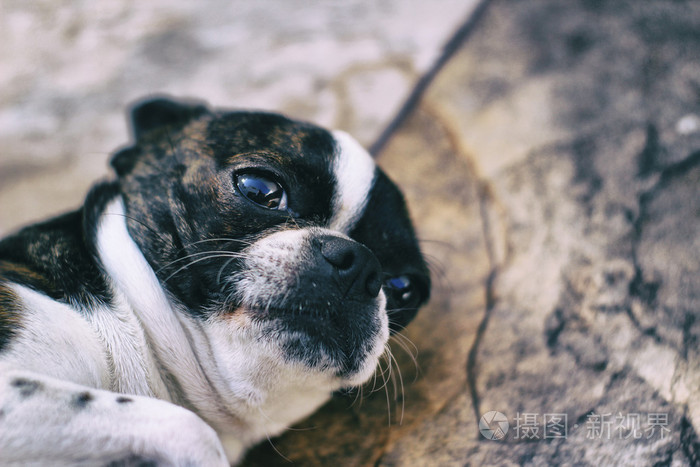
110,96,210,176
129,95,210,140
110,146,141,177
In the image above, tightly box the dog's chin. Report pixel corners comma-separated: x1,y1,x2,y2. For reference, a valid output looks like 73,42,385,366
231,292,389,387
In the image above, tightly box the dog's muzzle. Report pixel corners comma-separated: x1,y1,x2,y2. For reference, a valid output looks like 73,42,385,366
230,228,389,378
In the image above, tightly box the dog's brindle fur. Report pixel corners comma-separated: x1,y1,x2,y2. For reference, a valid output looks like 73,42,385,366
0,97,429,465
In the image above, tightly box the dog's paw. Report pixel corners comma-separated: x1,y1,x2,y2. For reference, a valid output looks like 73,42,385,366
129,400,230,466
0,370,230,466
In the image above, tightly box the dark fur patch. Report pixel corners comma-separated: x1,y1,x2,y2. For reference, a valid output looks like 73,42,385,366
130,96,209,141
0,183,118,312
0,284,22,352
106,454,158,467
11,378,41,397
73,391,94,409
110,146,143,178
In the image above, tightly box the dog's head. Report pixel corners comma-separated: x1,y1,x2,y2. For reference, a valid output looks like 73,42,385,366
110,97,429,388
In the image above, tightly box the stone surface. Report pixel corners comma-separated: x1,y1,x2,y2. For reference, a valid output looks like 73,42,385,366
2,0,700,465
419,1,700,464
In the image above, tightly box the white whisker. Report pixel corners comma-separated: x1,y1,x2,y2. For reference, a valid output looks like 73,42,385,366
256,407,292,463
184,237,253,248
217,255,241,288
390,332,420,382
386,346,406,425
379,347,392,426
157,250,244,274
162,253,242,282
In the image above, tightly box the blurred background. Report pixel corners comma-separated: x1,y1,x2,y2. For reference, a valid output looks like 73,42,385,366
0,0,479,235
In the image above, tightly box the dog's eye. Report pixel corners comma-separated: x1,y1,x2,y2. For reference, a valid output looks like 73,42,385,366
235,173,288,210
385,275,415,304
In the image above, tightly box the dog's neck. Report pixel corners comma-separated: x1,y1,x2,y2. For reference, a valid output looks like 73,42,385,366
94,196,336,460
96,196,227,408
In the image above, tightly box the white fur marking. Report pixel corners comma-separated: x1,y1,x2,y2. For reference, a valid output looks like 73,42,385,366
96,199,223,421
5,285,109,388
83,297,168,398
329,130,376,233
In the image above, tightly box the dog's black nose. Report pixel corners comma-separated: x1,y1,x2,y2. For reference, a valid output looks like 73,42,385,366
317,236,382,299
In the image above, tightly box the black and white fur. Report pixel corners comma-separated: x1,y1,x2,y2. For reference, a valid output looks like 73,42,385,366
0,97,430,465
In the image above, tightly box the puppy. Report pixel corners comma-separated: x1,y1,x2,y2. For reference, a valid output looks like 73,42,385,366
0,97,430,465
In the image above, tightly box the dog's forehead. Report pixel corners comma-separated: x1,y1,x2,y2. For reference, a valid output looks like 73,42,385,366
204,111,378,233
327,130,376,233
205,111,336,167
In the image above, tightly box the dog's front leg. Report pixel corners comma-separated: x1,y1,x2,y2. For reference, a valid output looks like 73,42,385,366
0,368,229,466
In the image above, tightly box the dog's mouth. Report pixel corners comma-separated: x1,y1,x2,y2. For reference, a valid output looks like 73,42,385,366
219,228,390,382
237,293,388,381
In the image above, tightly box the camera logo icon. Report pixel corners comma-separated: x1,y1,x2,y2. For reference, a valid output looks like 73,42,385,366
479,411,509,440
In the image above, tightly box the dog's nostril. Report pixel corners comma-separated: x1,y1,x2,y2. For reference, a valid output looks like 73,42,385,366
335,251,355,271
320,238,355,270
317,235,382,299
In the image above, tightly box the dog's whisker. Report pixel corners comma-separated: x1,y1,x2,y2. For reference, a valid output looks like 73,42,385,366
383,350,398,422
157,251,245,274
103,212,172,246
390,333,419,362
263,431,291,464
369,350,392,397
381,354,393,380
367,366,379,397
183,237,254,248
344,384,363,410
391,331,418,354
386,307,419,315
356,384,364,409
389,333,420,382
348,384,363,409
162,254,242,282
387,346,406,425
367,358,383,396
378,348,392,426
166,238,252,263
216,255,241,287
386,348,398,402
252,407,294,463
